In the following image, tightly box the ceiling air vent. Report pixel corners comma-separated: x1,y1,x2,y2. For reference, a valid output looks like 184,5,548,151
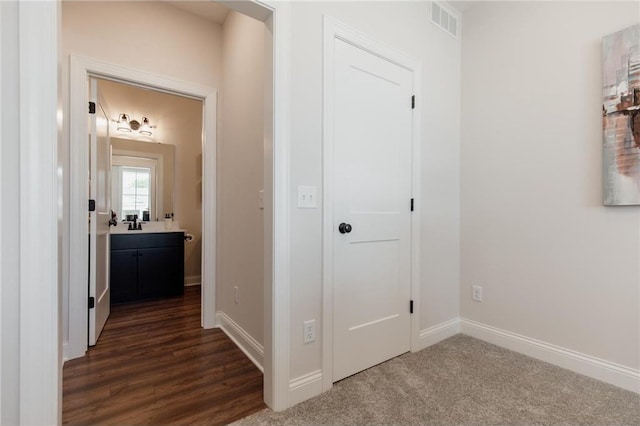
430,1,459,39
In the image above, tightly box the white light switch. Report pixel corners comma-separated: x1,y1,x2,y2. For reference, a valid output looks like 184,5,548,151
297,185,317,208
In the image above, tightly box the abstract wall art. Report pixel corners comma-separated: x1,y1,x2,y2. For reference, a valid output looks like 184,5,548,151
602,24,640,206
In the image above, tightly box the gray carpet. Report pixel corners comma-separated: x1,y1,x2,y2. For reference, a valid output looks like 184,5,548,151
233,335,640,425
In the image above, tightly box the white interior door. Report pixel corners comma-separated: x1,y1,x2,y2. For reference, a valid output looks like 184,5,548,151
332,38,414,381
89,78,111,346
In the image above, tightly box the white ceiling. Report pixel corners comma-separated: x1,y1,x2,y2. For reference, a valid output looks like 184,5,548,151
165,1,231,25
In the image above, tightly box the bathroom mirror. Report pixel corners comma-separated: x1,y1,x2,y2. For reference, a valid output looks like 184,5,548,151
111,137,175,222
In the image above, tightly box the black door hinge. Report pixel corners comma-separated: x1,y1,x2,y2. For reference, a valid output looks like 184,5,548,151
410,300,414,314
89,102,96,114
88,199,96,212
410,198,414,212
411,95,415,109
89,297,95,309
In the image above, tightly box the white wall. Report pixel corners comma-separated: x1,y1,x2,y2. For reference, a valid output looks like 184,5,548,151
61,1,222,348
287,2,461,382
217,11,266,346
461,1,639,370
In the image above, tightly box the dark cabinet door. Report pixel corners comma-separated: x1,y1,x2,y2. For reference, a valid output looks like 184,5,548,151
137,247,184,299
110,249,138,304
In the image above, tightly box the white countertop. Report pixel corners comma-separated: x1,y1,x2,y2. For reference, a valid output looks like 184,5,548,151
110,221,186,234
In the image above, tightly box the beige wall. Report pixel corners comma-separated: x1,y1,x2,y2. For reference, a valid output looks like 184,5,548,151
61,1,222,344
62,2,223,88
171,100,204,280
287,2,462,380
461,1,640,369
217,11,265,344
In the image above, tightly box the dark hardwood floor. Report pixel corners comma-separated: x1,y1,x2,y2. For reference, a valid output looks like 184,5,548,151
63,286,266,425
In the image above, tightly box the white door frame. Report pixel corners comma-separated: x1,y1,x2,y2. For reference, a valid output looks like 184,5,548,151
67,56,219,359
247,0,292,410
9,1,61,424
321,16,422,391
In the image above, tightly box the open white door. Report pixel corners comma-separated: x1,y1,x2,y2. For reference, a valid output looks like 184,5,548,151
332,38,414,381
89,78,111,346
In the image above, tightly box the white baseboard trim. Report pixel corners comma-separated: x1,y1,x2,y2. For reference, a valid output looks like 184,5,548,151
460,318,640,394
216,311,264,373
416,317,461,351
62,341,85,362
184,275,201,287
289,370,323,406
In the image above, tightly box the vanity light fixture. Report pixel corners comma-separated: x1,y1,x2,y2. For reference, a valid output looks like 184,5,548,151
116,113,154,137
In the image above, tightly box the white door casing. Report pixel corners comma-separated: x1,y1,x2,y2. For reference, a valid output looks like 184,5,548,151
88,78,111,346
11,1,61,423
323,16,422,389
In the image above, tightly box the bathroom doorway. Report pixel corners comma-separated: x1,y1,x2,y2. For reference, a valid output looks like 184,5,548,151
91,77,205,341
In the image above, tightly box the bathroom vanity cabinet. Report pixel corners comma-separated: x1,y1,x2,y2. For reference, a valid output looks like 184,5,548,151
110,232,184,304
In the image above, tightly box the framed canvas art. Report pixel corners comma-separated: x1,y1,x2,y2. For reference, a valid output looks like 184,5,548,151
602,24,640,206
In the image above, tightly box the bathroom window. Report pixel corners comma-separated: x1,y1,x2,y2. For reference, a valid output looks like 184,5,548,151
112,156,156,221
121,168,150,218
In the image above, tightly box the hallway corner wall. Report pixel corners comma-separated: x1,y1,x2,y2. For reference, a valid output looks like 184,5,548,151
217,10,266,354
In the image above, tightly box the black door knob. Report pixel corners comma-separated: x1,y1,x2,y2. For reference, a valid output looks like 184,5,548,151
338,223,352,234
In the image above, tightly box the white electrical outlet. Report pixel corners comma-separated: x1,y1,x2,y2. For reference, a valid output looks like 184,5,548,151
472,285,483,302
234,286,240,304
303,319,316,343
